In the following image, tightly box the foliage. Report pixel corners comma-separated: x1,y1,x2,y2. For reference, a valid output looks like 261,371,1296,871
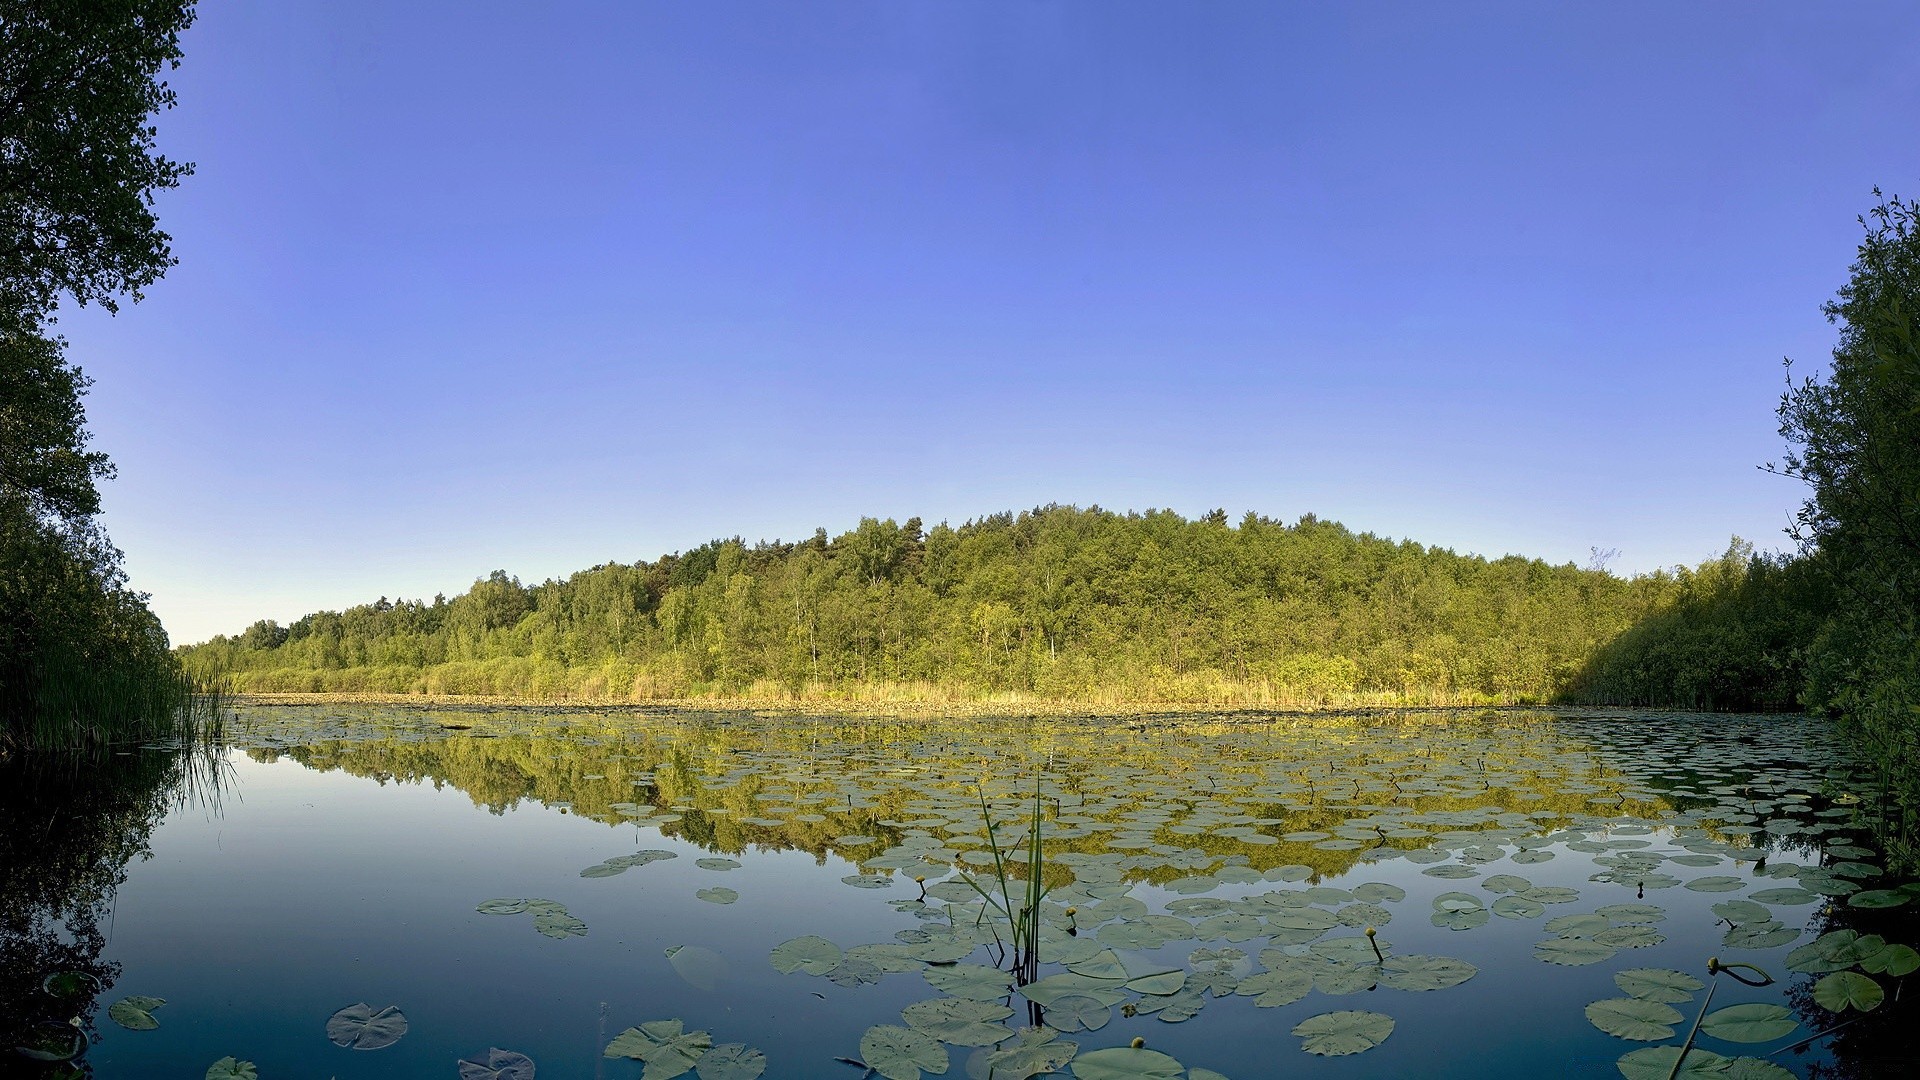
1776,189,1920,851
0,1,198,743
184,506,1711,706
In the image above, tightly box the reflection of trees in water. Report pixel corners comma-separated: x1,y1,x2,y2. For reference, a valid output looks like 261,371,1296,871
0,745,222,1075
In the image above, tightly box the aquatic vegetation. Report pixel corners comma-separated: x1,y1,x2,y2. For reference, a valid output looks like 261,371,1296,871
106,995,165,1031
324,1002,408,1049
204,1058,256,1080
459,1047,536,1079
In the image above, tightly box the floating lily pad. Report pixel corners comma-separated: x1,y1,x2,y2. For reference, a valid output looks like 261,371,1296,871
1615,1046,1729,1079
666,945,728,991
1699,1003,1797,1044
696,887,738,905
1292,1010,1394,1056
1848,889,1911,909
901,998,1014,1046
1043,994,1112,1033
696,858,742,871
1071,1046,1184,1079
477,898,530,915
107,995,165,1031
1812,971,1884,1013
1236,968,1313,1007
860,1024,948,1080
1586,997,1683,1041
605,1020,714,1079
970,1027,1076,1079
206,1060,258,1080
1534,938,1617,966
1860,943,1919,976
460,1048,536,1080
1684,877,1747,893
924,964,1012,1000
770,936,841,975
695,1043,767,1080
1378,955,1477,991
1614,968,1704,1003
326,1002,409,1050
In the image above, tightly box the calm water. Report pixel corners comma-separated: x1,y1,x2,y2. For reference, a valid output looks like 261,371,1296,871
5,706,1917,1078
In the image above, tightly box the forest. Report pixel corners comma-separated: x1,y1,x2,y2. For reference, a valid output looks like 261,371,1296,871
178,507,1810,711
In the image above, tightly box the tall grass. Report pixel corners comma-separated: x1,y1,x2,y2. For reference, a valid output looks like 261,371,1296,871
2,646,228,751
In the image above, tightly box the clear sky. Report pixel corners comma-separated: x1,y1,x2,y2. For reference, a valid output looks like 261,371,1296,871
55,1,1920,646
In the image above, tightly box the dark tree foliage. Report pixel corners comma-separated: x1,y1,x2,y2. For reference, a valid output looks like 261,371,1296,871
1779,190,1920,837
0,0,194,318
0,1,196,739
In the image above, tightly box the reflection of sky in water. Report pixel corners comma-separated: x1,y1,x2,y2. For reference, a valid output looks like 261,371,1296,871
76,709,1904,1078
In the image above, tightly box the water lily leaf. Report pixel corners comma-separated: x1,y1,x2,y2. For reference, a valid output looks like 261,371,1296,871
1064,950,1128,981
1422,865,1479,879
1699,1004,1797,1044
533,912,588,939
1292,1010,1394,1056
1124,966,1186,996
1482,874,1533,893
1431,908,1490,931
1860,943,1919,976
326,1002,408,1050
1594,926,1664,949
107,996,165,1031
666,945,728,991
859,1024,948,1080
580,862,627,878
924,964,1012,1000
205,1059,258,1080
843,874,894,889
458,1047,536,1080
696,887,738,905
1546,914,1609,937
605,1020,714,1080
770,936,842,975
1597,903,1667,923
1534,938,1617,966
1614,968,1703,1002
847,944,924,974
1492,895,1544,919
1020,973,1130,1008
1749,888,1817,906
969,1028,1076,1080
824,959,887,986
477,898,529,915
1684,877,1747,893
901,999,1014,1046
1723,1057,1799,1080
1786,930,1886,974
1236,968,1312,1007
1070,1046,1184,1079
1586,998,1683,1041
696,858,742,871
1710,900,1771,926
1847,889,1910,909
1043,994,1111,1033
1812,971,1884,1013
1134,988,1207,1022
1615,1046,1730,1079
1351,882,1406,903
1722,924,1798,950
1378,955,1477,991
695,1044,766,1080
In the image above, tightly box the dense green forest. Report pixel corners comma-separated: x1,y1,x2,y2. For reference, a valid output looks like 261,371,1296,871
0,2,200,745
181,506,1788,708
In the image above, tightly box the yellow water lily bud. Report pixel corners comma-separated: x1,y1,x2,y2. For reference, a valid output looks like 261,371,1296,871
1130,1037,1146,1049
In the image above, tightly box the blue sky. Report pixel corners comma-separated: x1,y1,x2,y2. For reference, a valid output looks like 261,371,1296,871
56,1,1920,645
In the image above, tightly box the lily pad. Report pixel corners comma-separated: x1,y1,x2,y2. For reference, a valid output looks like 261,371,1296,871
1860,943,1919,976
901,998,1014,1046
326,1002,408,1050
970,1028,1076,1079
1615,1046,1730,1079
695,1044,767,1080
1534,938,1618,966
696,887,739,905
1586,997,1683,1041
1292,1010,1395,1056
1699,1003,1797,1044
1613,968,1703,1003
1378,954,1477,991
859,1024,948,1080
107,995,165,1031
205,1060,258,1080
924,964,1013,1001
459,1048,537,1080
770,936,842,975
666,945,728,991
1812,971,1884,1013
605,1020,714,1080
1071,1046,1184,1079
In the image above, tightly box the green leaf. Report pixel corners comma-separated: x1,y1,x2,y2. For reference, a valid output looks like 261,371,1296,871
1043,995,1112,1033
1534,937,1618,966
458,1047,536,1080
1861,943,1919,976
1684,876,1747,893
695,887,738,905
1235,968,1312,1007
324,1003,408,1051
1585,998,1683,1041
1613,968,1703,1003
1292,1010,1394,1056
859,1024,948,1080
476,898,529,915
1847,889,1910,909
1070,1045,1184,1079
770,936,841,975
107,995,165,1031
1615,1046,1730,1079
1377,954,1478,991
205,1060,258,1080
1699,1003,1797,1044
923,964,1012,1001
1723,1057,1798,1080
605,1020,714,1080
1812,971,1884,1013
695,1044,767,1080
900,999,1014,1046
973,1027,1076,1079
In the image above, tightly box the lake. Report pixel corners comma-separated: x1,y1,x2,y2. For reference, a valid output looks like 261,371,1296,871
5,705,1917,1078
